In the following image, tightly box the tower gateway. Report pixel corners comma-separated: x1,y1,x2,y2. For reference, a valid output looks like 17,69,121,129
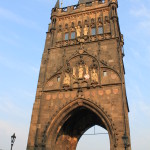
27,0,131,149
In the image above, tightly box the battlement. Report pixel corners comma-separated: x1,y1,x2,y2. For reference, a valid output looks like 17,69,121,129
51,0,117,17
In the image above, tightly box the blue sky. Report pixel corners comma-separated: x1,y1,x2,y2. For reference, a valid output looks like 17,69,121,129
0,0,150,149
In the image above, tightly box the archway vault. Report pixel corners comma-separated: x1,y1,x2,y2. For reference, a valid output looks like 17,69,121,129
43,98,117,150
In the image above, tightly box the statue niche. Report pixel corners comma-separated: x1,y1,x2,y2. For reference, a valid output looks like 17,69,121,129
63,72,70,86
78,65,84,79
75,26,81,37
63,62,71,87
77,56,86,80
83,25,88,36
62,56,99,88
91,68,98,83
84,65,90,80
90,60,99,84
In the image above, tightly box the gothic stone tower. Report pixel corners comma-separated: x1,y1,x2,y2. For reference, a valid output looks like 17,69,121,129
27,0,131,149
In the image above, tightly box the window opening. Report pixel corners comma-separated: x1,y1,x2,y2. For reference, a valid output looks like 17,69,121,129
65,33,69,40
76,125,110,150
103,71,107,77
71,32,75,39
57,76,60,82
91,28,96,35
98,26,103,34
98,0,105,4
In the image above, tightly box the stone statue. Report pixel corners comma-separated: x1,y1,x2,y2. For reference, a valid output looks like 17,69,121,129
78,65,84,79
85,65,89,74
72,67,76,79
83,25,88,36
75,26,81,37
84,65,90,80
63,72,70,86
91,69,98,83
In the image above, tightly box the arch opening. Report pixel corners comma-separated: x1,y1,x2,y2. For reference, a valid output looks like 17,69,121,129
76,125,110,150
54,106,111,150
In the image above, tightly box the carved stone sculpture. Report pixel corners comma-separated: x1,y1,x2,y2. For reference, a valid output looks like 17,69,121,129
72,67,76,79
85,65,89,74
63,72,70,86
84,65,90,80
75,26,81,37
78,65,84,79
91,69,98,83
83,25,88,36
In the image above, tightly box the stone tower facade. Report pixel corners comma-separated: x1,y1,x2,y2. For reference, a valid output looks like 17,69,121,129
27,0,131,150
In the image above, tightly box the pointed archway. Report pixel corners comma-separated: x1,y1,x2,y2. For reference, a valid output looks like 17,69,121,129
42,98,117,150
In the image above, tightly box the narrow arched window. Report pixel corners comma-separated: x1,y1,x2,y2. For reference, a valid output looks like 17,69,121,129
98,26,103,34
65,33,69,40
71,32,76,39
91,27,96,35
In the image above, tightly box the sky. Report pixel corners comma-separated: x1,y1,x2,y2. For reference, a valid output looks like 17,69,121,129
0,0,150,149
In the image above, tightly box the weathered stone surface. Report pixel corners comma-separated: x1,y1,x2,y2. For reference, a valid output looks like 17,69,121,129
27,0,131,150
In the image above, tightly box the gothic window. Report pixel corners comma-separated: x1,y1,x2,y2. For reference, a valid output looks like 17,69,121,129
103,71,107,77
71,32,76,39
98,0,105,4
98,26,103,34
65,33,69,40
91,27,96,35
57,76,60,82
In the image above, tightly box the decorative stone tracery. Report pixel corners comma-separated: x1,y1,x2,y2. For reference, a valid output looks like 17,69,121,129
62,54,100,89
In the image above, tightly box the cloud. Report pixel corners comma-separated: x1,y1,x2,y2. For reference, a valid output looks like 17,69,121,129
0,7,41,30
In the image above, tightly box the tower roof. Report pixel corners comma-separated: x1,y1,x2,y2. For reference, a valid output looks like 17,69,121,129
79,0,94,4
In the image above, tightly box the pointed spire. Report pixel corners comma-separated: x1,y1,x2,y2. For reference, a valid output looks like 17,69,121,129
55,0,60,8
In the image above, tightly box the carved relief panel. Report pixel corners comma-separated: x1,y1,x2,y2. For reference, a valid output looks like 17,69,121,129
62,55,99,88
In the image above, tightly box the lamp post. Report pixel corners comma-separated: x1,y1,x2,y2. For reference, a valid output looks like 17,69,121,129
122,133,128,150
11,133,16,150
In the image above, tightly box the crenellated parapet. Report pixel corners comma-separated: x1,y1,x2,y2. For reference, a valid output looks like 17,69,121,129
51,0,108,17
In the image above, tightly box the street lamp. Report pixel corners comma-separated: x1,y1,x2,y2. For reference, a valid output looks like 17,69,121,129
122,133,128,150
11,133,16,150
